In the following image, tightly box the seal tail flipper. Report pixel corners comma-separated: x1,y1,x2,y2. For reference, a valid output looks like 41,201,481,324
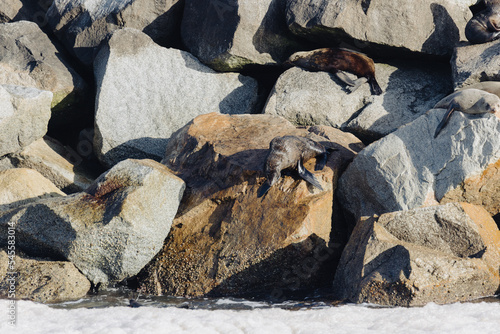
257,182,271,198
346,77,368,93
298,160,323,191
335,71,357,87
315,152,329,171
434,103,457,138
369,78,383,95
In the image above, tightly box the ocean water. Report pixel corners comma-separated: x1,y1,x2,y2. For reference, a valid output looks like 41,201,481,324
1,291,499,334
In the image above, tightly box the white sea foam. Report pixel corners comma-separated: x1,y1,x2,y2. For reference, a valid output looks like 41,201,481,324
1,300,499,334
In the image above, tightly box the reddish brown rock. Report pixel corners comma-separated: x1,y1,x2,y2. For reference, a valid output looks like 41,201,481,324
137,112,364,297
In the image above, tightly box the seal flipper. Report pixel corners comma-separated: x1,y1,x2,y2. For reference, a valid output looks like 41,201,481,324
298,160,323,190
368,78,383,95
335,71,357,87
434,103,458,138
257,182,271,198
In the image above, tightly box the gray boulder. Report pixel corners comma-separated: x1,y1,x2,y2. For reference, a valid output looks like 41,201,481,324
0,159,185,285
46,0,184,68
0,168,64,206
9,137,97,193
333,203,500,306
0,84,52,157
264,62,452,141
0,250,90,303
286,0,474,57
451,39,500,88
94,28,260,167
181,0,302,71
337,108,500,222
0,21,88,126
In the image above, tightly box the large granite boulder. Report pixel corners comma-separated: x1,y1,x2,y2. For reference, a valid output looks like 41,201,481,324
0,21,88,126
94,28,260,168
46,0,184,68
0,250,90,303
451,39,500,88
286,0,474,57
9,137,97,193
181,0,303,71
0,168,64,206
264,61,452,142
337,108,500,223
333,203,500,306
0,159,185,285
0,84,52,157
136,112,364,297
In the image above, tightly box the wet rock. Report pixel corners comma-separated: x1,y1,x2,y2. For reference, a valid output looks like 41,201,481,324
137,112,363,297
451,39,500,88
181,0,302,71
337,108,500,223
9,137,96,193
0,250,90,303
0,21,88,127
47,0,184,68
0,168,64,206
333,203,500,306
0,159,185,285
0,84,52,157
94,28,260,168
286,0,474,58
263,61,452,142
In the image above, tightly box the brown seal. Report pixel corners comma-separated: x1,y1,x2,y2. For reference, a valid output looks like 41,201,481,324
465,0,500,44
284,48,383,95
257,135,331,197
433,88,500,138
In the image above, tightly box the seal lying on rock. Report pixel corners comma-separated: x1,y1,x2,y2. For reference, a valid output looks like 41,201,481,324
284,48,383,95
457,81,500,98
258,136,331,197
465,0,500,44
433,88,500,138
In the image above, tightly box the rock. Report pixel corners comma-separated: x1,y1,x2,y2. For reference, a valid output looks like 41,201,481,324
47,0,184,68
181,0,302,71
263,61,452,142
451,40,500,88
94,28,260,168
136,112,364,297
0,250,90,303
333,203,500,306
9,137,97,193
0,159,185,285
0,168,64,206
0,84,52,157
337,108,500,223
0,1,53,26
0,21,88,126
286,0,474,58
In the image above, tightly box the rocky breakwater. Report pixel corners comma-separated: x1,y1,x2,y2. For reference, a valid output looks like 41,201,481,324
0,159,185,300
135,112,363,297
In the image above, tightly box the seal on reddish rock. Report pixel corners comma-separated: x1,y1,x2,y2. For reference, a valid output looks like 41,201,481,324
433,88,500,138
284,48,383,95
257,135,332,197
465,0,500,44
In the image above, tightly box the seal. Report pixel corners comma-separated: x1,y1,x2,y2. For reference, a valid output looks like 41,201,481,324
457,81,500,98
465,0,500,44
284,48,383,95
257,136,331,197
433,88,500,138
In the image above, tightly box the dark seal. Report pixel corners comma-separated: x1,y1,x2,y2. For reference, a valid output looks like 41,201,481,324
465,0,500,44
284,48,383,95
433,88,500,138
258,135,331,197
